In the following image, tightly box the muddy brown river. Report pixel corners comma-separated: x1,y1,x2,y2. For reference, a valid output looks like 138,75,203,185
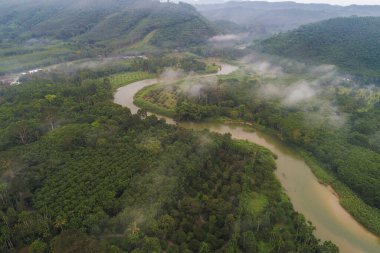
114,64,380,253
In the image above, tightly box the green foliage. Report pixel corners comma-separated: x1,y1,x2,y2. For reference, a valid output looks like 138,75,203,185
0,43,83,75
29,240,47,253
130,55,215,74
0,1,216,75
242,192,269,217
104,72,155,90
141,3,216,48
136,68,380,236
260,16,380,80
192,46,248,60
0,67,335,252
51,230,104,253
176,101,219,121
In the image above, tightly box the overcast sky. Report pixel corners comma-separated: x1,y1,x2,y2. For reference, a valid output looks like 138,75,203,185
263,0,380,5
189,0,380,6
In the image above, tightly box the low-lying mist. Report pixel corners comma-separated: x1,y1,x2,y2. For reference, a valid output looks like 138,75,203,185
241,53,354,128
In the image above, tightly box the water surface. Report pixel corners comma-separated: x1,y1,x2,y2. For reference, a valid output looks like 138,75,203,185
114,64,380,253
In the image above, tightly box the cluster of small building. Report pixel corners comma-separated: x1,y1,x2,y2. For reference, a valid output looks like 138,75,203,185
20,69,43,75
0,76,16,86
0,69,43,86
122,55,148,60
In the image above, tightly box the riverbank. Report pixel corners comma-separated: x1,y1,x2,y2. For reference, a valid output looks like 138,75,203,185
115,64,380,252
254,118,380,237
136,92,380,238
133,66,380,239
230,119,380,237
298,150,380,237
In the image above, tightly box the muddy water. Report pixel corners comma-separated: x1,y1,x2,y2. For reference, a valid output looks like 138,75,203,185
114,64,380,253
176,123,380,253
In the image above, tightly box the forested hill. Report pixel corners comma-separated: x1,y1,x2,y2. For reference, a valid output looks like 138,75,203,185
0,0,216,49
196,1,380,36
259,16,380,80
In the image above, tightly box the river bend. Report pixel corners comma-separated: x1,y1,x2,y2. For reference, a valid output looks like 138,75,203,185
114,64,380,253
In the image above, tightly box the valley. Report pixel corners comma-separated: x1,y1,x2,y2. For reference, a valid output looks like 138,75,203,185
1,0,380,252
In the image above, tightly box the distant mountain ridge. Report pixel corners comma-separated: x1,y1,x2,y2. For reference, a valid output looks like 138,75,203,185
195,1,380,36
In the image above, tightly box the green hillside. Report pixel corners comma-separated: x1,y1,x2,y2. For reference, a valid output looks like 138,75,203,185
0,0,215,48
0,0,216,75
260,16,380,80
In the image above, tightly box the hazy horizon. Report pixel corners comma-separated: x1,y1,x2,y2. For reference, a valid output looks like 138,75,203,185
187,0,380,6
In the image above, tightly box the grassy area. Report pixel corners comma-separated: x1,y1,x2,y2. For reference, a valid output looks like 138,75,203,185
125,30,157,51
146,87,177,109
0,43,81,75
258,242,271,253
204,63,220,74
243,192,269,216
134,84,176,117
105,71,156,90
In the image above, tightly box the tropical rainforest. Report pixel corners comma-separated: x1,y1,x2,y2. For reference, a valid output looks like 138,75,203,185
134,15,380,237
0,62,337,252
136,54,380,236
1,0,380,252
0,0,215,75
260,16,380,81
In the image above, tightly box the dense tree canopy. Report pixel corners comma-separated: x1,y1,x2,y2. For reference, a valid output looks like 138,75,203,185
136,68,380,235
0,67,336,252
259,16,380,81
0,0,216,75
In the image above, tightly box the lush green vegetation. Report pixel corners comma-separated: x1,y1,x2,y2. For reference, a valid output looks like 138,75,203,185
135,84,177,118
130,55,219,75
0,0,215,46
135,67,380,236
0,66,338,252
259,16,380,81
0,43,85,76
104,72,156,90
3,1,380,251
0,0,216,75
